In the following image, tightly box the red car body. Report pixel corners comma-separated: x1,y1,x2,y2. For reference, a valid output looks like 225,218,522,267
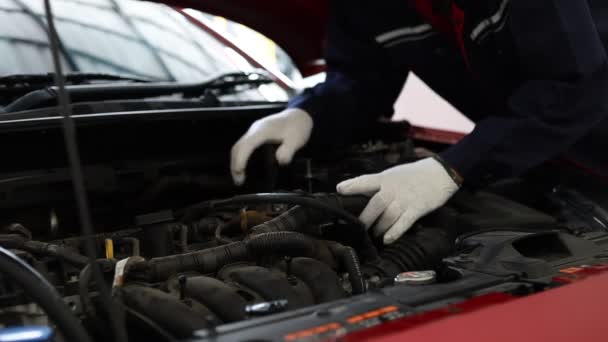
163,2,608,341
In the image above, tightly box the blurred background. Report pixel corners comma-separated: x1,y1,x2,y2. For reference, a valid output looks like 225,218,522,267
0,0,472,133
193,11,474,134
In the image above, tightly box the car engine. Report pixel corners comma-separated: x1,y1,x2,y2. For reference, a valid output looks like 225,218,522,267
0,115,607,342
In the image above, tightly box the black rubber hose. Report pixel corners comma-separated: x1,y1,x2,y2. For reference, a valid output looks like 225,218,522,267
79,263,94,316
250,205,311,235
0,237,89,267
248,197,378,266
79,259,115,317
249,193,371,234
141,242,249,281
22,240,89,267
0,246,93,342
246,231,317,258
183,193,364,229
182,193,378,260
2,223,32,240
328,243,366,295
362,227,455,279
137,232,320,281
214,223,236,245
0,234,27,249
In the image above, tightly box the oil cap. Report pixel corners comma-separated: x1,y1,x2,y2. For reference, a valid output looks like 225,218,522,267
394,270,436,285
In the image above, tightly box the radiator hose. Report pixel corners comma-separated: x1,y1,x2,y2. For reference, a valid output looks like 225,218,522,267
362,227,455,280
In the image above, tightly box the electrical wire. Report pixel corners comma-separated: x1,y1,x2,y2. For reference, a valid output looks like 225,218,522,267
183,193,378,260
80,259,115,318
214,223,235,245
43,1,127,341
187,193,366,230
0,246,92,342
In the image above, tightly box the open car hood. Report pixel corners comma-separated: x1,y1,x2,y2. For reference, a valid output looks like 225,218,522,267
156,0,329,75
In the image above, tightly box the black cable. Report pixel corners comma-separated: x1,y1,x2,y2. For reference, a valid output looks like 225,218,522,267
214,223,235,245
0,246,92,342
207,194,366,230
80,259,115,318
327,243,366,295
22,241,89,267
79,263,94,317
43,1,127,341
184,193,378,260
139,232,321,281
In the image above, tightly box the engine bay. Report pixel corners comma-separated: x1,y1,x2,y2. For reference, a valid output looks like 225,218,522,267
1,108,608,342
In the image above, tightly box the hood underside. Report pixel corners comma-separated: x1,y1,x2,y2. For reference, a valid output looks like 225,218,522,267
156,0,329,75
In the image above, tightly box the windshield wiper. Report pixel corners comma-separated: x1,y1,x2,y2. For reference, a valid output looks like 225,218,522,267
0,72,150,94
2,71,274,113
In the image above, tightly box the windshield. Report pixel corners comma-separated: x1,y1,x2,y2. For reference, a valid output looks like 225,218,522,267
0,0,257,82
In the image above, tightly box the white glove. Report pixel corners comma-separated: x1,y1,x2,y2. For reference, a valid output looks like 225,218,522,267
337,158,460,244
231,108,313,185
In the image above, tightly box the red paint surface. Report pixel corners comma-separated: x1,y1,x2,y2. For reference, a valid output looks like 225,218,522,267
409,125,467,144
555,158,608,182
340,293,514,342
343,270,608,342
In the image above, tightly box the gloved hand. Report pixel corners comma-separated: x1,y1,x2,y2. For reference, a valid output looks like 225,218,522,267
337,157,461,244
231,108,313,185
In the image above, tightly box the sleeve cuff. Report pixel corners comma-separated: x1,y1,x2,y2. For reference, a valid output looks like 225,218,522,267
288,90,322,118
439,144,514,190
288,91,343,149
432,155,464,186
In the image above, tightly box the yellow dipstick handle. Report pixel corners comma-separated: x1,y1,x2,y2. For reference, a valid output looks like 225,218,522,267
105,239,114,260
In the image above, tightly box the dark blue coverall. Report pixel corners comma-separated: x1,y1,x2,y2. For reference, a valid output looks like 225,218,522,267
289,0,608,189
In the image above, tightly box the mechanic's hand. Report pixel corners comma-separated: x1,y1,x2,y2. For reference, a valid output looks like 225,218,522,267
231,108,313,185
337,157,461,244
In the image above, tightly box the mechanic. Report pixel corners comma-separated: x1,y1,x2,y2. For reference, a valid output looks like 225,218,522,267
231,0,608,244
